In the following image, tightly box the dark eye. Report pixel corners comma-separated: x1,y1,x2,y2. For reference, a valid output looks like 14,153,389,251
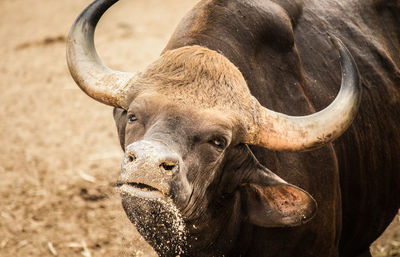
127,114,138,123
209,137,227,149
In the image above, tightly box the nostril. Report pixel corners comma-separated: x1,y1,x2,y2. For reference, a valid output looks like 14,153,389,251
126,152,136,163
161,163,175,171
159,161,178,175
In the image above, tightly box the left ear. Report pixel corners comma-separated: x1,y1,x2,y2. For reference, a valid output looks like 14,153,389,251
240,164,317,227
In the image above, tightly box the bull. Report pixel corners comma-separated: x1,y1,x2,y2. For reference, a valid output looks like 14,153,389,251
66,0,400,256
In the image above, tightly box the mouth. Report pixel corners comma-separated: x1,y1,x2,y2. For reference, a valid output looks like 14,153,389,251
122,182,159,191
118,183,189,256
116,182,166,199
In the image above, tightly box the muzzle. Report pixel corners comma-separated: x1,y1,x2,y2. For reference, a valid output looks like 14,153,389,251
117,140,181,197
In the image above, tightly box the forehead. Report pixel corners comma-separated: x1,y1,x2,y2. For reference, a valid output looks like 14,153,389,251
129,93,237,130
124,45,259,139
127,45,255,112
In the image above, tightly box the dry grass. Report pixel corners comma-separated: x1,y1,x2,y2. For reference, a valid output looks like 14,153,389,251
0,0,398,256
371,213,400,257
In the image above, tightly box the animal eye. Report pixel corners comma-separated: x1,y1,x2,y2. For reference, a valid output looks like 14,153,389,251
209,137,227,149
127,114,138,123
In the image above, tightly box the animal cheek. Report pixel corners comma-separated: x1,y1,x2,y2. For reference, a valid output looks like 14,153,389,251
170,174,193,207
197,144,225,163
124,127,145,146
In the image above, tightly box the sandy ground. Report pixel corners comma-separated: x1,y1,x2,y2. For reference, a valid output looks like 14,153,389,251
0,0,398,256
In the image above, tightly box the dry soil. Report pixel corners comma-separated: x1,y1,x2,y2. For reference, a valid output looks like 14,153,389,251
0,0,398,256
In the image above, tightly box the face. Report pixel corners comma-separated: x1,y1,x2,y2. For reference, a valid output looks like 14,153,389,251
114,93,317,256
121,93,236,201
115,93,239,255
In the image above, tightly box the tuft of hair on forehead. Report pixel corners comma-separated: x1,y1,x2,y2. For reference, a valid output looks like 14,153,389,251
133,45,255,112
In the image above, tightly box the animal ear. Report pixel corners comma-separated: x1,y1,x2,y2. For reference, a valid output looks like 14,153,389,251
113,107,127,151
240,169,317,227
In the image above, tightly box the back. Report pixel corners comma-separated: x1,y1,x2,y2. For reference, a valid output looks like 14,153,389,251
294,0,400,255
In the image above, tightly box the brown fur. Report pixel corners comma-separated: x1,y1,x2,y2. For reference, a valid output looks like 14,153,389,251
127,46,259,135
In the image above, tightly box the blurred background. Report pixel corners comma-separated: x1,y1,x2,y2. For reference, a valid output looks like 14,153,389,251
0,0,398,256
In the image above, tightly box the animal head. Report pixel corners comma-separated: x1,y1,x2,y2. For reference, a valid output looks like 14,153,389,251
66,0,360,255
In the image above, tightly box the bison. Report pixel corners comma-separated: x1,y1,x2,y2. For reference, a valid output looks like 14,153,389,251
66,0,400,256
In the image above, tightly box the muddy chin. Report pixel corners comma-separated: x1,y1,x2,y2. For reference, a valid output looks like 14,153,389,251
118,184,189,256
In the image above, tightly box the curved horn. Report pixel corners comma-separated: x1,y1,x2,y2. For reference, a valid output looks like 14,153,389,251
66,0,134,109
247,34,361,151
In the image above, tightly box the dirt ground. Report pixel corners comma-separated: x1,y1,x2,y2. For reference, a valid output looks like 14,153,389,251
0,0,398,256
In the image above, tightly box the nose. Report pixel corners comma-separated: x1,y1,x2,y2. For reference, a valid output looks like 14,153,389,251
118,140,185,197
123,140,180,176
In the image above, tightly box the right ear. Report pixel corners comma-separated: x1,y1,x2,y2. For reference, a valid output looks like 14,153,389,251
240,181,317,227
113,107,127,151
223,145,317,227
